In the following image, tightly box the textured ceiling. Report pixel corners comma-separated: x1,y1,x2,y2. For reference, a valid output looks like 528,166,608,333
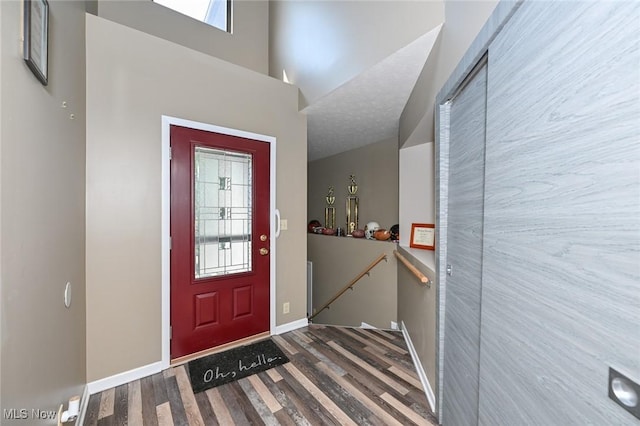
304,25,442,162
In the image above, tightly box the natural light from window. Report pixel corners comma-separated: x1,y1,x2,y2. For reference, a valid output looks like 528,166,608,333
154,0,229,32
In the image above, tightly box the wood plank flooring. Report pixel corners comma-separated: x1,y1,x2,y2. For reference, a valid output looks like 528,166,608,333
84,325,438,425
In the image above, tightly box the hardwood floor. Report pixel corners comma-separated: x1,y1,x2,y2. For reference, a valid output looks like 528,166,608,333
83,325,438,425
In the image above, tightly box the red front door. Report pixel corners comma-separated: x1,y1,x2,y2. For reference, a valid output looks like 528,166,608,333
170,125,271,359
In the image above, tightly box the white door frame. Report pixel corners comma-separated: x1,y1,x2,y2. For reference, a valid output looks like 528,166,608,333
161,115,278,368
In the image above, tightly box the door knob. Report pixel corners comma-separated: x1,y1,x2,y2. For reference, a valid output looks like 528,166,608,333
259,248,269,256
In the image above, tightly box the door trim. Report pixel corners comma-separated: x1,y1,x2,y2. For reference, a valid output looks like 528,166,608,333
161,115,277,369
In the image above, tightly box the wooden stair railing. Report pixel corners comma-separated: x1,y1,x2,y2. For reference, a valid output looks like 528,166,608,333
308,253,388,322
394,250,430,285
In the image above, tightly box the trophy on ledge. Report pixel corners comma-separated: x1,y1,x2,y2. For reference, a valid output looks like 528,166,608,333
324,186,336,229
346,175,359,234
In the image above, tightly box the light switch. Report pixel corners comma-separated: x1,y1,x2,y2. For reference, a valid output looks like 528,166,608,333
280,219,288,231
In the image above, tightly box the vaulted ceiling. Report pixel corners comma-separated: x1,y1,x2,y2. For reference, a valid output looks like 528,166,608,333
269,1,445,161
303,26,441,161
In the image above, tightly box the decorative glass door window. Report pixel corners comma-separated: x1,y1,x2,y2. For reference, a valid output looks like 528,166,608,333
194,147,252,279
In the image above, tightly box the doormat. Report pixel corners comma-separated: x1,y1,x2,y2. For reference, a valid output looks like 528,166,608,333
187,339,289,393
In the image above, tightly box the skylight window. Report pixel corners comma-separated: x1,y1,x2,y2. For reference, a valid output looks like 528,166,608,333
154,0,230,32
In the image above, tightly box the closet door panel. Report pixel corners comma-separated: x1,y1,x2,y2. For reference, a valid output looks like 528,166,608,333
442,63,487,426
479,2,640,424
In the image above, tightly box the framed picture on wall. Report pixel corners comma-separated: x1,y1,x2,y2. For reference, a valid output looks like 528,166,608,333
410,223,435,250
23,0,49,86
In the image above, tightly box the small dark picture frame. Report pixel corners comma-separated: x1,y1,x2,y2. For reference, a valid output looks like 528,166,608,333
410,223,435,250
23,0,49,85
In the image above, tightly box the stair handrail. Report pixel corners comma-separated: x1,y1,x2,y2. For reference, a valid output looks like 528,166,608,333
394,250,430,285
308,253,388,321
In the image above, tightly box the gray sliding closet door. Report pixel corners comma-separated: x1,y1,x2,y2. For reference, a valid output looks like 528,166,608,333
442,62,487,426
478,1,640,424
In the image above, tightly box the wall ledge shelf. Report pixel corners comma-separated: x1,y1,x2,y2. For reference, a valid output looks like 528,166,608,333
308,233,398,244
397,245,436,281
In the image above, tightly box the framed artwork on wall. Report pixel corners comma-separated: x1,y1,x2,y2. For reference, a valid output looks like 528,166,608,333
23,0,49,85
410,223,435,250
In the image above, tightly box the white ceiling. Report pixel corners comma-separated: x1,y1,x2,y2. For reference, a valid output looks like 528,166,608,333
303,25,442,162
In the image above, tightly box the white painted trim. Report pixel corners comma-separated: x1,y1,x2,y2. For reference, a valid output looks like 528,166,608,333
274,318,308,335
161,116,277,369
74,385,90,426
87,361,163,395
269,145,277,336
161,116,171,369
401,321,436,413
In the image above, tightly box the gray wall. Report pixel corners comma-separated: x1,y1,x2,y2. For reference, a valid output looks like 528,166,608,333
85,14,307,382
307,137,399,329
308,137,399,233
395,0,497,415
399,0,498,148
1,0,86,422
397,248,437,389
94,0,269,74
399,142,435,247
1,2,3,410
309,234,397,329
397,142,437,398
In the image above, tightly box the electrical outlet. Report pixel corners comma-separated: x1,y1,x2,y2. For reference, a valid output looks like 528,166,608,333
283,302,290,314
280,219,288,231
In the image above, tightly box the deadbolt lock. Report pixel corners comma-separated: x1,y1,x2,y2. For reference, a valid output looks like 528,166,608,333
260,234,268,241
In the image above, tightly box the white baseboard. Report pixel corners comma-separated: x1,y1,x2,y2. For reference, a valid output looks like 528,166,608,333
85,320,306,397
87,361,163,395
74,385,90,426
400,321,436,413
274,317,308,335
360,322,377,329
